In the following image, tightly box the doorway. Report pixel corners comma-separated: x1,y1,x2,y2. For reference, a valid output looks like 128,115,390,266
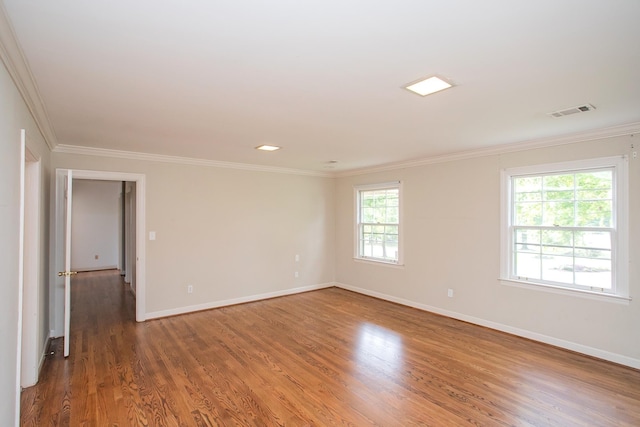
53,170,146,356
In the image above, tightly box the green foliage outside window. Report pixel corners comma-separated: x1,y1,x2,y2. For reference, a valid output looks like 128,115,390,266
511,168,613,289
358,187,400,263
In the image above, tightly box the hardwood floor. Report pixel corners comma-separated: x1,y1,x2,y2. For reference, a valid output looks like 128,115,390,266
21,271,640,426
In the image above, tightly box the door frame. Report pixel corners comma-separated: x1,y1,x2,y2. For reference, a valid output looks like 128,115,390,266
54,169,146,337
20,141,41,386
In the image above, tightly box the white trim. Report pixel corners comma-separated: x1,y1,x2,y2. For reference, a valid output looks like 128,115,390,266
335,282,640,370
353,181,401,191
63,171,72,357
54,169,147,324
354,181,403,265
337,122,640,177
501,155,626,176
0,5,57,150
15,130,25,427
37,334,49,378
54,123,639,178
500,155,629,298
146,283,334,320
500,279,631,303
21,145,41,387
353,258,405,268
53,144,333,178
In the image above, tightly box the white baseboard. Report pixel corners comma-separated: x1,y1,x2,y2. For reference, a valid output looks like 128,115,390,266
145,283,335,320
22,334,53,388
335,282,640,370
36,333,52,384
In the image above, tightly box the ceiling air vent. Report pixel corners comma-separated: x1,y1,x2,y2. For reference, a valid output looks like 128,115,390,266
548,104,596,118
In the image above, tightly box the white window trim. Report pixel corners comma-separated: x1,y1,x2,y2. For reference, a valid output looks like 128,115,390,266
500,156,629,300
354,181,404,266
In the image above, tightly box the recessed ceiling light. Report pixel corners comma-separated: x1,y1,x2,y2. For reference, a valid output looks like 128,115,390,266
256,145,281,151
404,75,453,97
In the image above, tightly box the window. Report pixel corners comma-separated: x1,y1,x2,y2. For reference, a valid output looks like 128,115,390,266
501,156,628,298
355,182,402,264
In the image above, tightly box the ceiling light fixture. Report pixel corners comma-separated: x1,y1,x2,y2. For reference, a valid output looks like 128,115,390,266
256,145,281,151
404,75,453,97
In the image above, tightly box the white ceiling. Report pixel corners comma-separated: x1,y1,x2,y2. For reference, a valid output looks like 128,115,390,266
3,0,640,173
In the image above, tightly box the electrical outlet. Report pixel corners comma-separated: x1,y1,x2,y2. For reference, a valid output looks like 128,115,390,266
295,254,300,262
187,285,193,294
447,289,454,298
294,271,299,278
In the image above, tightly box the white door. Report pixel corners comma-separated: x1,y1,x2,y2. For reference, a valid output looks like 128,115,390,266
60,171,76,358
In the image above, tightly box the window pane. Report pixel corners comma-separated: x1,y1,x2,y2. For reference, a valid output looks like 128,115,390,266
515,191,541,202
386,193,399,206
514,202,542,226
541,255,574,284
360,189,399,225
541,229,573,247
506,162,623,295
576,200,612,227
574,258,612,289
575,231,611,250
362,193,375,208
543,201,574,226
577,189,612,200
385,225,398,236
575,248,610,259
514,176,542,193
543,174,574,191
514,253,540,280
357,186,400,262
515,228,541,245
544,190,573,201
386,207,399,223
576,171,612,190
362,207,375,223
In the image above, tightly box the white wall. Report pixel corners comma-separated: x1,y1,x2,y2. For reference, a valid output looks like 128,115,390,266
0,56,51,425
335,134,639,368
52,133,639,369
71,180,121,271
51,152,336,327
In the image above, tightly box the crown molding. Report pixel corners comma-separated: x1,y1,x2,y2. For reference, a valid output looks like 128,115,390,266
53,144,334,178
336,122,640,177
54,120,640,179
0,3,57,150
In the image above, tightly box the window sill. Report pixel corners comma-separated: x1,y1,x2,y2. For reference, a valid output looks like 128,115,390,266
499,278,631,304
354,257,405,269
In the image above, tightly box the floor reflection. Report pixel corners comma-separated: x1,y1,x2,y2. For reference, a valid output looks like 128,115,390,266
354,323,404,376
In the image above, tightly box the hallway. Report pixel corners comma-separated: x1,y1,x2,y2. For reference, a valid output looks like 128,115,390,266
21,270,138,424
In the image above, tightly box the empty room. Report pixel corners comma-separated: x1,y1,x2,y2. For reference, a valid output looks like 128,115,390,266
2,1,639,425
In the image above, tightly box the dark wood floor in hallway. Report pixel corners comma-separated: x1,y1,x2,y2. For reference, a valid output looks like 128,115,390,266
21,270,640,426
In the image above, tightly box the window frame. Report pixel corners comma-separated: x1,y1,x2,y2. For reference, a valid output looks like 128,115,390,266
500,156,629,300
354,181,403,266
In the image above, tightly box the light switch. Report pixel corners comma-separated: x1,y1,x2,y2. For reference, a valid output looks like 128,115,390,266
149,231,156,240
